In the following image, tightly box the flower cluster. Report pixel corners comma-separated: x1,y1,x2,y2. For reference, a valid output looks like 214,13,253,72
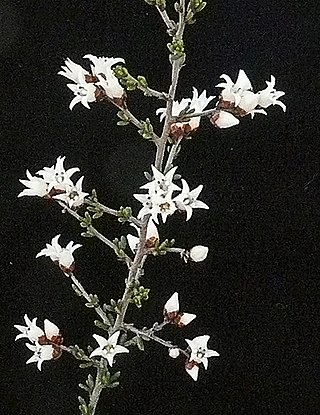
14,315,63,371
36,234,81,274
58,55,125,110
134,165,209,224
211,69,286,128
18,156,88,208
156,87,215,139
163,293,219,381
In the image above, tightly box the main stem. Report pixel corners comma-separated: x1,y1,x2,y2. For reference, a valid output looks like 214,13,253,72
155,0,186,171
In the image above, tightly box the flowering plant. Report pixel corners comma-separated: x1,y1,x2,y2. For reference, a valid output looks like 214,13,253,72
15,1,285,414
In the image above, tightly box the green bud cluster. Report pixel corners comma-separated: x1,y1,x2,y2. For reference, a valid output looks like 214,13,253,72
112,236,127,258
129,280,150,308
138,118,155,140
113,66,149,91
152,238,175,256
117,206,133,223
167,38,185,60
80,212,95,238
85,293,100,308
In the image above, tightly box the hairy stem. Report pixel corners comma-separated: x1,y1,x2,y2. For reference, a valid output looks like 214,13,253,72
155,0,186,171
70,272,110,326
112,216,150,331
88,365,104,415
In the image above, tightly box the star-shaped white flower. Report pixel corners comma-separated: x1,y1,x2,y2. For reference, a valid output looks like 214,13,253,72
36,156,79,192
58,58,97,110
257,75,286,112
156,88,215,133
216,69,253,107
134,166,180,223
90,332,129,367
174,179,209,221
164,292,196,327
140,165,180,196
83,54,125,99
18,170,48,198
36,234,82,273
14,314,44,342
53,176,88,208
25,342,55,371
185,335,219,381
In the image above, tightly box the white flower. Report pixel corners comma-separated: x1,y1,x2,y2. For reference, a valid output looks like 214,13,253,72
216,69,253,107
156,88,215,135
174,179,209,221
58,58,97,110
210,111,240,129
58,58,89,84
134,166,180,223
83,54,125,99
25,342,55,371
18,170,48,198
53,176,88,208
140,165,180,196
127,219,159,253
14,316,61,343
168,348,180,358
185,335,219,381
189,245,209,262
90,332,129,367
257,75,286,112
36,234,82,273
36,156,80,193
14,314,44,342
164,292,196,327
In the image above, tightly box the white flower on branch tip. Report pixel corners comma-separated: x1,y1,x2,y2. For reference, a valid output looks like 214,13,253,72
173,179,209,221
59,55,125,110
90,332,129,367
216,69,253,107
164,292,196,327
127,219,159,253
25,343,56,371
53,176,88,208
36,156,80,193
58,58,96,110
36,234,82,273
15,317,62,370
14,314,44,342
18,170,48,198
84,54,125,99
210,110,240,129
185,335,220,381
156,87,215,137
257,75,286,112
14,315,61,343
216,70,285,117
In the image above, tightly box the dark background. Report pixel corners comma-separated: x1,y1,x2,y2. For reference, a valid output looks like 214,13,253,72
1,0,319,414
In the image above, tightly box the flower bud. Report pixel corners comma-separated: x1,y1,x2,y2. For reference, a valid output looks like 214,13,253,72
210,111,239,129
189,245,208,262
169,348,180,358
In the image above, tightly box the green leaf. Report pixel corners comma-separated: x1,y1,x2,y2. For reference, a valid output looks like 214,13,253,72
72,284,83,297
94,319,110,330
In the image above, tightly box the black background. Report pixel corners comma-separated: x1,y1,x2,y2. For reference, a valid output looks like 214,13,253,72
1,0,319,414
